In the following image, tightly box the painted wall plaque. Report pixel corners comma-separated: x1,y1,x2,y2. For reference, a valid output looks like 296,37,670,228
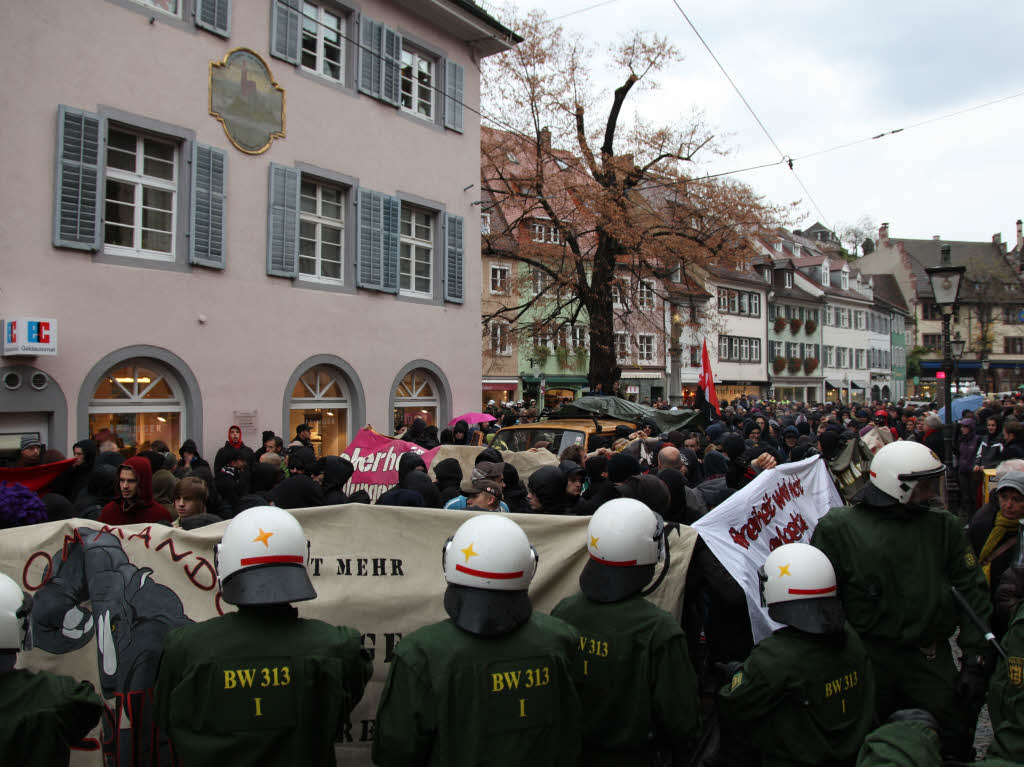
209,48,285,154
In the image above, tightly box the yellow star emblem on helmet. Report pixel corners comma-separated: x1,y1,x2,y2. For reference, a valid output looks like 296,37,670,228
253,528,274,548
461,542,478,563
590,535,599,550
778,564,791,577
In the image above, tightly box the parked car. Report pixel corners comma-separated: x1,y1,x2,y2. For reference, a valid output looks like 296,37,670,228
488,418,635,454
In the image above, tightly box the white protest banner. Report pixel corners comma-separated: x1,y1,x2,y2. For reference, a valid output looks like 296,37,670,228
692,455,843,643
0,505,697,767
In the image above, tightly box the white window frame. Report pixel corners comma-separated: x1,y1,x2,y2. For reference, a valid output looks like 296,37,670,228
728,290,738,314
638,333,655,362
104,127,178,262
490,264,509,294
298,177,345,285
749,293,761,317
822,266,829,285
399,46,435,122
784,272,793,288
481,212,491,235
615,332,630,360
399,206,434,297
841,271,849,290
856,349,865,369
718,287,728,312
639,280,656,309
825,346,834,366
739,337,750,361
301,2,345,83
719,336,730,360
489,321,511,356
531,223,546,243
132,0,181,18
532,268,549,296
751,339,761,362
571,325,588,351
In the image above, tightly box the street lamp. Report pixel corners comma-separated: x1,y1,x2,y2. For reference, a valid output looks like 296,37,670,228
951,332,966,396
925,243,966,515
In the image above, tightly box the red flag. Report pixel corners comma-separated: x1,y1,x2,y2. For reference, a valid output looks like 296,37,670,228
0,459,75,495
698,340,721,417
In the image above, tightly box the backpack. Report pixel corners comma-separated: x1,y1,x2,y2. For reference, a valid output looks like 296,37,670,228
828,436,875,503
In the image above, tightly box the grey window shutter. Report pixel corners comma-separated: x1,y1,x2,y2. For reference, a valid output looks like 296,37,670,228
267,163,299,277
381,27,402,107
195,0,230,37
358,17,382,99
445,213,464,303
357,188,399,293
270,0,300,65
444,60,465,133
53,105,103,251
190,143,227,269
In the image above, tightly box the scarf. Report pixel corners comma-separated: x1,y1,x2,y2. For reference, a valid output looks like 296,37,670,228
228,425,243,449
979,511,1019,583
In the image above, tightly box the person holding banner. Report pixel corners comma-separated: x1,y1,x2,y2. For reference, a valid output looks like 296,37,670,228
154,506,372,765
717,543,874,767
551,498,700,766
0,571,104,766
372,514,582,766
811,440,993,761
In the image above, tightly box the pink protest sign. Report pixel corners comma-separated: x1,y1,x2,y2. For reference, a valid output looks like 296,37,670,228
340,428,440,502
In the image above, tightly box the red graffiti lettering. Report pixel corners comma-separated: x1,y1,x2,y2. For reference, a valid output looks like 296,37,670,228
155,538,193,562
127,526,153,548
22,550,53,591
61,528,86,561
185,557,217,591
729,527,750,550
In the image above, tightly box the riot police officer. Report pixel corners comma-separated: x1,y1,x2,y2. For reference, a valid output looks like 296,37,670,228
551,497,700,766
154,506,372,765
811,440,993,760
0,571,104,765
717,543,875,767
372,514,582,766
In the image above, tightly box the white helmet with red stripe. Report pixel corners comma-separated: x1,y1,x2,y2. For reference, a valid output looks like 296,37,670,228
580,498,665,602
442,515,538,591
759,543,844,634
215,506,316,606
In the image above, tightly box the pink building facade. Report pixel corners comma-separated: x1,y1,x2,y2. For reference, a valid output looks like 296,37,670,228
0,0,517,457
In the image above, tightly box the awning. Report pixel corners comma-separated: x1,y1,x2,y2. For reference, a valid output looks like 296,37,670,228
825,379,845,388
482,382,517,391
851,381,865,389
620,372,666,380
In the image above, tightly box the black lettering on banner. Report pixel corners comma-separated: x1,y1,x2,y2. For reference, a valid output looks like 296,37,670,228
390,558,404,576
372,558,387,576
339,720,354,743
383,632,403,663
155,538,193,562
360,719,376,742
357,558,368,576
310,557,324,576
362,633,377,661
337,559,351,576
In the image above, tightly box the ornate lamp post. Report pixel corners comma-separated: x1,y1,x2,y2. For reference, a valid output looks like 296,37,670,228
951,332,966,396
925,244,966,513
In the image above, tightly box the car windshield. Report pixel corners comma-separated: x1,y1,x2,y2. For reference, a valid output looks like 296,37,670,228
491,428,586,454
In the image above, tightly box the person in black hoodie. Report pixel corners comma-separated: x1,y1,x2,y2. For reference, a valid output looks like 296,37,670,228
175,439,206,477
270,449,325,510
559,460,586,513
50,439,98,504
431,458,463,505
319,456,354,506
236,461,284,513
397,452,428,484
214,425,256,473
451,420,471,446
400,470,442,508
403,418,439,450
501,463,530,515
526,466,569,515
72,464,120,520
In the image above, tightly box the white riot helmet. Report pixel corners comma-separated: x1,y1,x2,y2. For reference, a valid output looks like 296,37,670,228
580,498,665,603
214,506,316,606
758,543,844,634
0,572,33,652
863,440,945,506
441,515,538,636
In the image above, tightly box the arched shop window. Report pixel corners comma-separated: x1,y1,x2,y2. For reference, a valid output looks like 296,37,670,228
393,368,439,432
289,364,350,457
89,360,184,452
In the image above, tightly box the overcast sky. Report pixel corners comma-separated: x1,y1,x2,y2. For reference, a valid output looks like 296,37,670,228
506,0,1024,245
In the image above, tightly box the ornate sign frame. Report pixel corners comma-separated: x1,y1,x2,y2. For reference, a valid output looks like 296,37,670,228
209,47,286,155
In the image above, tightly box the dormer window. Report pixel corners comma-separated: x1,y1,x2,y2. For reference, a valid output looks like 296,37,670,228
774,242,783,252
841,272,849,290
821,266,830,285
793,245,801,257
784,272,793,288
764,267,772,284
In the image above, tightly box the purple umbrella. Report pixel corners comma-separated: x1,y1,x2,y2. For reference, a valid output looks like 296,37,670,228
448,412,497,426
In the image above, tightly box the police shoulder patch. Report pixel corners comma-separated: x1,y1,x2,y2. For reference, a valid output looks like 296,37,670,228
964,550,977,568
1009,657,1023,687
730,672,743,691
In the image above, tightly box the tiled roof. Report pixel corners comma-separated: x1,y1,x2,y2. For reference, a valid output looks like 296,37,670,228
706,264,769,288
867,273,910,313
892,237,1021,299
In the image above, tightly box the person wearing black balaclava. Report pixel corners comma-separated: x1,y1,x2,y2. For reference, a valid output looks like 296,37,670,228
526,466,569,515
432,458,463,505
501,463,530,515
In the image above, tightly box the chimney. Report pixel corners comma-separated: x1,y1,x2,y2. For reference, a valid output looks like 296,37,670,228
539,127,551,155
993,232,1002,245
1017,219,1022,251
879,222,889,241
932,235,941,241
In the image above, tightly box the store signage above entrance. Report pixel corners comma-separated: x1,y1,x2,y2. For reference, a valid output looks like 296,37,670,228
2,317,57,356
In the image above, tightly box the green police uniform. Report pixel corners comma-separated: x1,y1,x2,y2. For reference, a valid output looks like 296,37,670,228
550,591,700,766
988,603,1024,762
811,504,992,749
154,605,371,767
717,623,875,767
372,612,582,767
855,720,941,767
0,668,104,766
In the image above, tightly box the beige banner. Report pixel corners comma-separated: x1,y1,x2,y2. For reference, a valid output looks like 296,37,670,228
0,505,696,766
